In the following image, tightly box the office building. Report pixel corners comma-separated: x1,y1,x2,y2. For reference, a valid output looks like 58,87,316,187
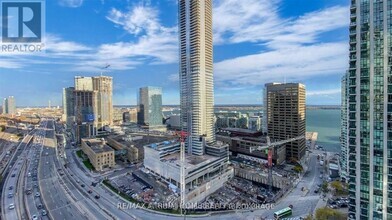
248,116,262,131
346,1,392,219
74,76,113,128
2,96,16,115
236,115,248,129
93,76,113,129
265,83,306,161
2,98,7,115
123,112,131,123
62,87,75,126
7,96,15,115
74,90,98,142
179,0,215,155
107,133,175,163
137,87,164,131
80,138,115,171
340,73,349,182
166,114,181,129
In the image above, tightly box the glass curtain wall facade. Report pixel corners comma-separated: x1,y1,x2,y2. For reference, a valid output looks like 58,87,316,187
137,87,163,128
347,0,392,219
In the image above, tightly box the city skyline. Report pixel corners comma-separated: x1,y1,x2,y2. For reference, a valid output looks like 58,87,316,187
0,1,386,219
0,0,349,106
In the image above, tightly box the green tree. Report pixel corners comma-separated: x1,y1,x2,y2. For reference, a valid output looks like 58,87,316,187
331,181,342,193
321,181,329,193
293,165,303,173
315,207,345,220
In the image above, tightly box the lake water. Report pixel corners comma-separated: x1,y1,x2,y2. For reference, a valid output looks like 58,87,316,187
306,109,341,152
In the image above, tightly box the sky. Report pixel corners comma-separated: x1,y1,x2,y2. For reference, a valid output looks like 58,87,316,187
0,0,350,107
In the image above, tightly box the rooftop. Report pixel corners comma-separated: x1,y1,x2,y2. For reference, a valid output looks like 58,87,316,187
108,133,174,149
82,138,114,154
162,152,219,170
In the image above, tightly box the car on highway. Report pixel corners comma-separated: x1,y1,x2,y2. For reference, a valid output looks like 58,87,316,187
9,186,13,190
81,184,85,187
35,192,40,197
87,190,92,194
11,173,16,177
8,193,13,198
8,204,15,210
95,195,100,199
32,214,38,220
42,209,47,216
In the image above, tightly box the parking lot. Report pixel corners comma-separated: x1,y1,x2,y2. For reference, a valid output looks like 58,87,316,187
327,197,349,209
109,170,176,206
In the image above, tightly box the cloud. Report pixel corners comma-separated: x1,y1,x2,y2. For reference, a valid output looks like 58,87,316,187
213,0,283,44
104,4,178,64
168,73,179,82
307,88,341,96
59,0,83,8
213,0,349,48
44,34,91,53
215,42,348,86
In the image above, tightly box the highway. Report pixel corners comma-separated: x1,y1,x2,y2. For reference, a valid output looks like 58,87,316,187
24,120,50,220
1,132,33,220
34,119,87,220
56,122,136,220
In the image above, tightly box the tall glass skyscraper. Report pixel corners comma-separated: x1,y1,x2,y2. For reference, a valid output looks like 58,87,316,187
347,0,392,219
179,0,215,156
63,87,75,126
137,86,163,129
2,98,8,115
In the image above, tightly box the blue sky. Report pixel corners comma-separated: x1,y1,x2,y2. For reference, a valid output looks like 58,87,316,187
0,0,349,107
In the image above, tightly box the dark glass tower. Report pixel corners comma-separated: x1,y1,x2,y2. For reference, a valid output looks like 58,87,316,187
347,0,392,219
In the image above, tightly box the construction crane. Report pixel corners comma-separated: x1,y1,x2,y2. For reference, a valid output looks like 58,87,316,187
100,64,110,76
249,135,305,193
173,131,188,218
